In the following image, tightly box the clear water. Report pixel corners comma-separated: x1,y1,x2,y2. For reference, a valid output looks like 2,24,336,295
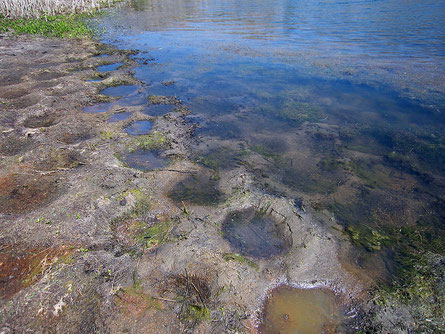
107,111,132,122
97,62,123,72
92,0,445,283
124,120,153,135
83,102,114,113
124,149,168,171
100,85,139,97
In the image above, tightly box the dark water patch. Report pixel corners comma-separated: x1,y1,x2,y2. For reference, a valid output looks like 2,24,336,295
222,207,292,258
196,146,246,171
258,286,346,334
168,171,224,206
107,111,132,122
24,113,58,128
123,149,168,171
100,85,138,97
88,78,103,82
83,102,113,113
97,63,123,72
124,120,153,136
142,104,175,116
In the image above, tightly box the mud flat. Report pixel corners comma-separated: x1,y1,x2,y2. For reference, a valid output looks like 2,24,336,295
1,32,435,334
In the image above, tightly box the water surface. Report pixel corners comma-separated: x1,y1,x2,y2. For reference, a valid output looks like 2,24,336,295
92,0,445,283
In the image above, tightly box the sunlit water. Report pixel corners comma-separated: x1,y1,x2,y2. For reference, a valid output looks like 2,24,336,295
92,0,445,291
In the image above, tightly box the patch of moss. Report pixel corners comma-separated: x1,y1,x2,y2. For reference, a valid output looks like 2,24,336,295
222,252,259,271
345,225,392,252
181,304,210,323
137,220,175,248
118,188,151,215
135,131,169,150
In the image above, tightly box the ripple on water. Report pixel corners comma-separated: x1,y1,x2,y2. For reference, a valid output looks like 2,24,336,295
123,149,168,171
124,120,153,136
258,286,346,334
96,63,123,72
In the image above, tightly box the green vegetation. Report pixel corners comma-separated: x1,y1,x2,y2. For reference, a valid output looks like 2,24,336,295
134,131,169,150
182,304,211,323
222,252,259,271
137,220,175,248
0,14,93,38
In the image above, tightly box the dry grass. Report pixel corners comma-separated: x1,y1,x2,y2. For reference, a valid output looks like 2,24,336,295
0,0,116,18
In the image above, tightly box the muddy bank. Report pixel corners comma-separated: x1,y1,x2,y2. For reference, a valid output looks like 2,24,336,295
0,33,434,334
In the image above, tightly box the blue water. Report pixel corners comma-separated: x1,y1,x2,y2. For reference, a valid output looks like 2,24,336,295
97,62,123,72
91,0,445,280
124,120,153,135
107,111,132,122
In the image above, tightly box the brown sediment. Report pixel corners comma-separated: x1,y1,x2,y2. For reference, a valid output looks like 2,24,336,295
0,245,75,299
0,173,60,214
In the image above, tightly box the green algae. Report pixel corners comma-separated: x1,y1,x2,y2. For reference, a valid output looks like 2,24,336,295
222,252,259,271
134,131,169,150
137,220,175,248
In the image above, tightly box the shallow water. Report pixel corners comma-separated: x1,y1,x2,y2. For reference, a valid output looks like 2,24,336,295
124,120,153,136
123,149,168,171
222,208,291,258
107,111,132,122
92,0,445,282
97,62,123,72
83,102,113,113
259,286,345,334
101,85,139,97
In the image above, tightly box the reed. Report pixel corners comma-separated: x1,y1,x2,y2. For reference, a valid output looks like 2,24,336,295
0,0,115,19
